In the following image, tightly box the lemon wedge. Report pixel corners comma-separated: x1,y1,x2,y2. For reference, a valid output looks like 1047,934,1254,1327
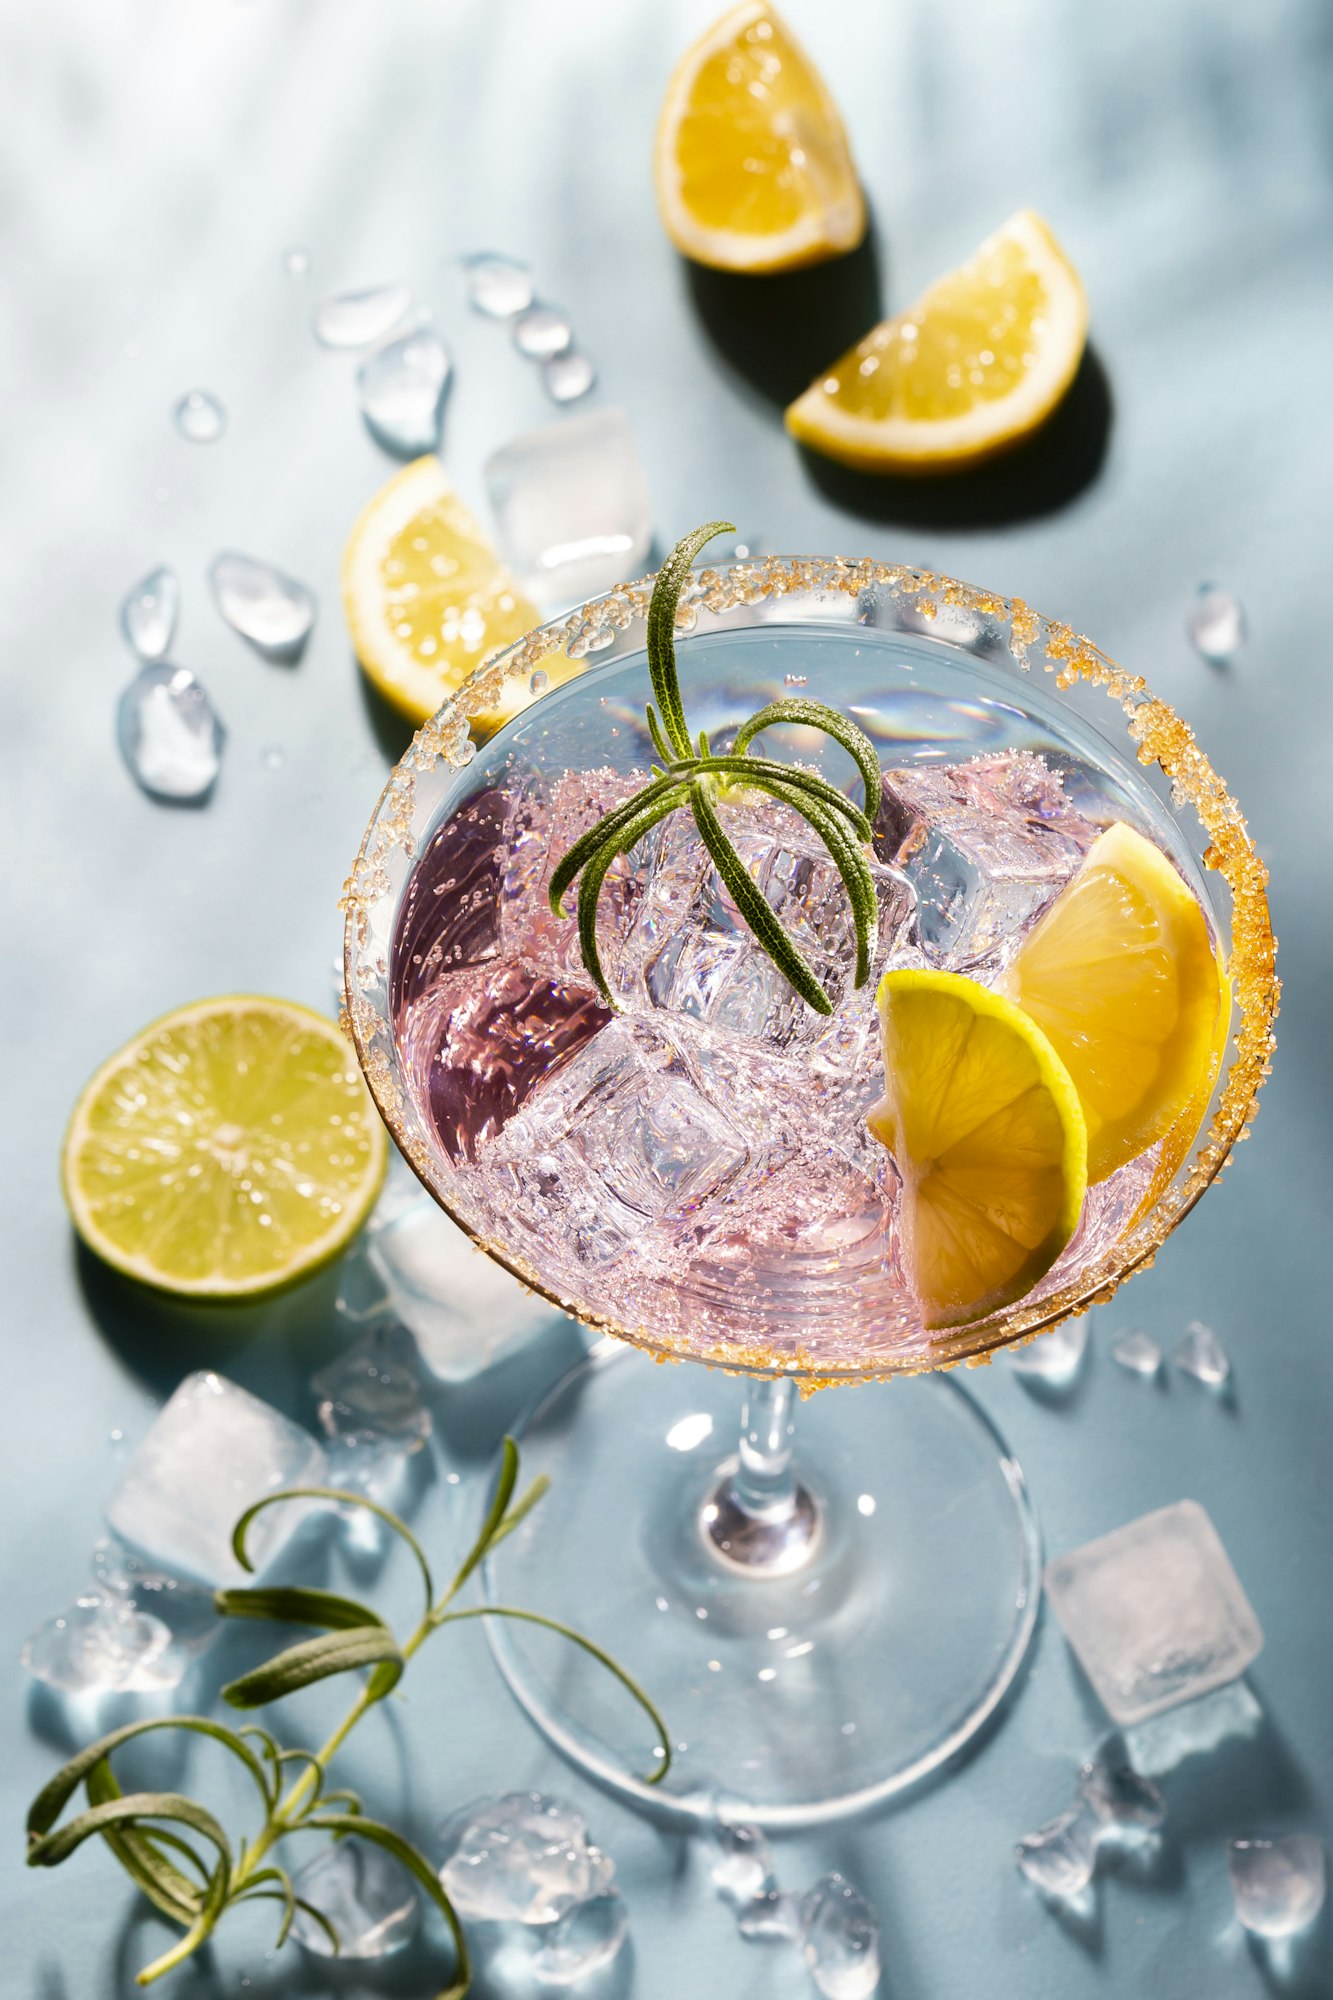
655,1,865,273
342,456,561,733
63,997,387,1299
871,969,1087,1329
785,209,1087,472
1000,823,1224,1184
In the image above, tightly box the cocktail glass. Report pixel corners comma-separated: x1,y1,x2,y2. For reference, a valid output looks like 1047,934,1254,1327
343,556,1275,1828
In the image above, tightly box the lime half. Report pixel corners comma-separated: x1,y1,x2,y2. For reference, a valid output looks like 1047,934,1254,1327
63,996,388,1299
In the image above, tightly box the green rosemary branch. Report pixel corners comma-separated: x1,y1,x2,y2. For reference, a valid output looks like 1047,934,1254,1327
26,1442,666,1998
549,521,884,1013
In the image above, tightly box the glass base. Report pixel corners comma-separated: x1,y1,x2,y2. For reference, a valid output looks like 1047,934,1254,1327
483,1342,1041,1829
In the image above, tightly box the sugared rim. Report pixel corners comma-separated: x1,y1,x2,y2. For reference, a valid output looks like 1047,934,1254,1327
341,555,1278,1386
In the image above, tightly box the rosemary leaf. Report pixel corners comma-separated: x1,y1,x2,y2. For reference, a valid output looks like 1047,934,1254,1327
691,786,832,1014
215,1586,387,1632
752,775,879,985
547,772,678,920
84,1760,204,1926
734,696,883,809
574,786,691,1002
646,519,733,759
28,1716,271,1843
229,1486,435,1616
221,1628,403,1710
706,755,874,840
27,1791,232,1883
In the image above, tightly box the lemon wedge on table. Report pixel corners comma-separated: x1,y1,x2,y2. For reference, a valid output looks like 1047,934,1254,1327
871,970,1087,1330
655,1,865,273
786,209,1087,472
62,997,387,1300
1000,823,1224,1185
343,455,563,733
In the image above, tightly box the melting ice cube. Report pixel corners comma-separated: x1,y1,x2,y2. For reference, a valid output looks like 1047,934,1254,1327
1045,1499,1264,1725
462,251,534,319
1009,1317,1089,1386
105,1372,328,1586
357,326,451,457
117,663,225,802
512,304,573,359
1014,1807,1100,1899
365,1195,558,1382
208,551,316,661
1174,1320,1231,1389
291,1838,419,1958
91,1535,219,1655
1228,1836,1326,1938
484,406,652,604
707,1820,778,1910
438,1792,615,1924
311,1320,431,1448
311,283,412,348
531,1891,629,1983
119,566,179,661
21,1590,178,1695
172,388,226,442
1076,1751,1166,1835
799,1872,882,2000
1111,1329,1163,1378
544,349,597,404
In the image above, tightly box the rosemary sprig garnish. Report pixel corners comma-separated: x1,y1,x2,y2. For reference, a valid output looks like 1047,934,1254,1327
549,521,884,1016
26,1444,666,1997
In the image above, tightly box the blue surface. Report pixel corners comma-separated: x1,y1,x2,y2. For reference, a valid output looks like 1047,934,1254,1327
4,2,1331,1995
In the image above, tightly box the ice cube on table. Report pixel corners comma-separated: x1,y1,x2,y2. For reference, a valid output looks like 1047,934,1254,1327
531,1891,629,1983
439,1792,615,1924
105,1372,328,1587
1174,1320,1231,1389
1014,1806,1100,1898
311,1320,431,1448
484,407,652,605
367,1194,560,1381
117,663,225,802
738,1890,803,1941
91,1535,219,1654
208,551,316,662
21,1589,178,1695
878,753,1101,972
1045,1499,1264,1725
357,326,451,458
1112,1329,1163,1377
707,1820,778,1910
290,1838,419,1958
119,565,179,661
1077,1752,1166,1835
800,1872,882,2000
1009,1317,1089,1385
487,1020,752,1274
1228,1836,1326,1938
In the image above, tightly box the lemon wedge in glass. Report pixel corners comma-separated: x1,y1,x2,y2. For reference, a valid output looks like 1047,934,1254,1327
786,209,1087,471
871,969,1087,1329
62,997,387,1299
655,1,865,273
1000,822,1225,1184
342,455,565,733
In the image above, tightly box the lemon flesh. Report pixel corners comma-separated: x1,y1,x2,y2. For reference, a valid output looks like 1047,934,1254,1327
1000,822,1224,1185
786,209,1087,471
342,455,559,733
655,1,865,273
63,997,387,1299
871,970,1087,1330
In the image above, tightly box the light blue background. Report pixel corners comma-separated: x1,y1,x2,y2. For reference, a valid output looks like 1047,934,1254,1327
3,2,1330,1995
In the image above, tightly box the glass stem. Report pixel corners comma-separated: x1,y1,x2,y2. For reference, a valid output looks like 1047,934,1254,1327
703,1375,819,1575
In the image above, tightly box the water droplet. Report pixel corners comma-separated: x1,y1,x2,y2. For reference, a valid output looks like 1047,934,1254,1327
173,389,226,443
259,743,286,770
120,567,180,662
311,284,412,349
461,251,533,318
544,349,596,403
117,664,225,802
357,328,451,457
1186,585,1245,665
209,552,316,662
513,305,572,360
529,669,550,695
282,245,310,277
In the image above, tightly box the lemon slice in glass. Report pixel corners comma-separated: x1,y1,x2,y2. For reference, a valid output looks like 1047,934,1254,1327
62,997,387,1299
342,455,563,733
871,969,1087,1329
655,1,865,273
785,209,1087,471
999,821,1225,1185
